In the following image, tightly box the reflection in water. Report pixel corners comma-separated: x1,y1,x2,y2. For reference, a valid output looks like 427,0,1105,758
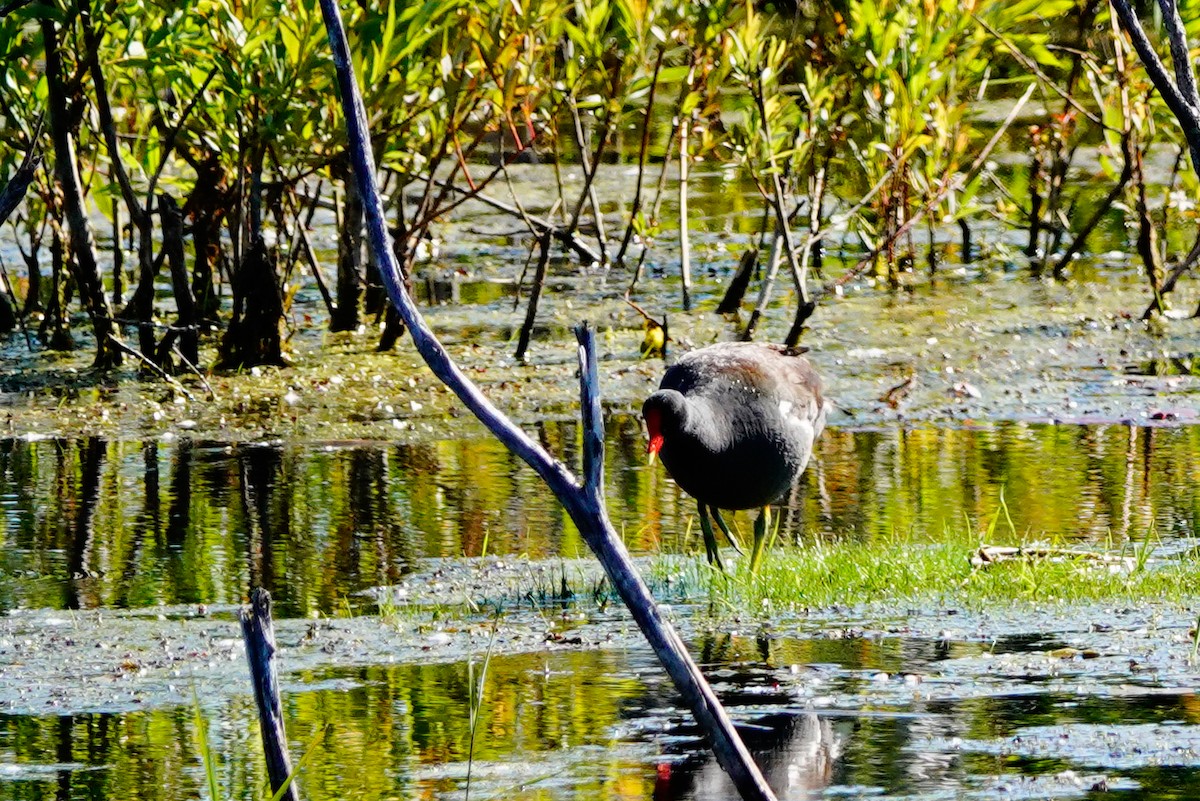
2,634,1198,800
0,422,1198,615
0,650,658,801
678,712,845,800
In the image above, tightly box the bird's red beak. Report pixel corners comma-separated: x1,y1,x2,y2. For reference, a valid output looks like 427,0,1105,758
645,408,664,464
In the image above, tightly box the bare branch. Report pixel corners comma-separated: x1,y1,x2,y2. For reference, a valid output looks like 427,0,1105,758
106,335,196,401
973,15,1105,128
318,1,776,797
1110,0,1200,168
0,134,41,228
1155,0,1200,112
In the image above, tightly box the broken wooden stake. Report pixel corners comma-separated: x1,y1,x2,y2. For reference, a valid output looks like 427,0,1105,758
240,588,301,801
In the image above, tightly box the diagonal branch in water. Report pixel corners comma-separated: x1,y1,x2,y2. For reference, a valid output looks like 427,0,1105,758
316,1,777,798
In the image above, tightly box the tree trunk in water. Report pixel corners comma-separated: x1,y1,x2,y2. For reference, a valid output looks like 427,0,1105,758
219,237,286,368
1026,148,1044,261
111,197,124,307
118,206,157,356
375,235,409,350
362,211,388,317
42,18,120,368
715,247,757,314
958,218,973,264
1134,148,1164,311
783,298,817,349
42,228,74,350
161,194,199,366
0,286,13,334
22,240,42,316
515,230,553,363
331,169,363,331
220,140,286,368
190,156,228,324
377,306,405,351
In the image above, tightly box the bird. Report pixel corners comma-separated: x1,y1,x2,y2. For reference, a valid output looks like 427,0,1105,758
642,341,829,573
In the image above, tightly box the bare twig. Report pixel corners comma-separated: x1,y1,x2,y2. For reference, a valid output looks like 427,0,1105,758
567,97,609,263
679,80,694,310
171,344,217,400
564,78,617,241
752,73,808,306
614,48,665,269
146,66,220,204
973,15,1105,128
107,335,196,401
624,294,668,337
424,173,601,263
1054,22,1135,278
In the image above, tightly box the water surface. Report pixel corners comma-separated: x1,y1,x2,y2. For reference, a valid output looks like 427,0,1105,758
1,421,1197,615
1,627,1196,800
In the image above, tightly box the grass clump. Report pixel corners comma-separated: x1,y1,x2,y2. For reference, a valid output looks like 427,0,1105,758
652,518,1196,615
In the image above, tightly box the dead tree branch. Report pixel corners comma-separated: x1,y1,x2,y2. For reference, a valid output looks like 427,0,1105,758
1110,0,1200,169
318,1,776,797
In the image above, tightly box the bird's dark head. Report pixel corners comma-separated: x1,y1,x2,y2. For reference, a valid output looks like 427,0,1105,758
641,390,687,461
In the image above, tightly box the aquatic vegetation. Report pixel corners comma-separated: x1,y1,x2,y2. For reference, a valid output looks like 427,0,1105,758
655,519,1196,614
1,0,1198,377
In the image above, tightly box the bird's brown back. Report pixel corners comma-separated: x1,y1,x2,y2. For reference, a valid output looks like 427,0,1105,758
661,342,826,427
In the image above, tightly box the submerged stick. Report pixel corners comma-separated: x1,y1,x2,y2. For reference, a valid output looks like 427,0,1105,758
240,588,301,801
317,3,776,798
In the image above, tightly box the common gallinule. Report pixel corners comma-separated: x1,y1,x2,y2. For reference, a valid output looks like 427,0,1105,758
642,342,828,572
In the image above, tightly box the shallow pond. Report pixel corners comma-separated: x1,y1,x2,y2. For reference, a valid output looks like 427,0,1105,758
1,418,1199,799
2,614,1200,801
2,421,1198,616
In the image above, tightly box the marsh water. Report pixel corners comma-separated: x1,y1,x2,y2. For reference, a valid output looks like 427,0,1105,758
3,611,1200,801
2,423,1199,615
1,420,1200,800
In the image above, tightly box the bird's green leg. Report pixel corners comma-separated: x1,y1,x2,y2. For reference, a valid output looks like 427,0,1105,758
696,500,725,571
709,506,744,555
748,506,772,575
